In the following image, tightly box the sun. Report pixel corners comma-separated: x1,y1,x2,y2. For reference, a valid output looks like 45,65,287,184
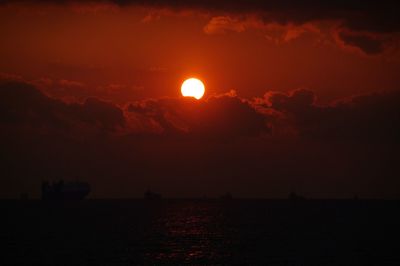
181,78,205,100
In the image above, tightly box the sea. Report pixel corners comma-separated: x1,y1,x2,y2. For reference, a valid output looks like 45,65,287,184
1,199,400,265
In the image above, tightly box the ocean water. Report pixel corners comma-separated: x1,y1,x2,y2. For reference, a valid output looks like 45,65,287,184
1,199,400,265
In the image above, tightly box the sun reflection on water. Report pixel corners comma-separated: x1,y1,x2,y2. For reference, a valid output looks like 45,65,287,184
144,202,234,264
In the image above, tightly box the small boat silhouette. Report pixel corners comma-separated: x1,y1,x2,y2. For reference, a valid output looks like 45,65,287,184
288,191,306,201
219,192,233,200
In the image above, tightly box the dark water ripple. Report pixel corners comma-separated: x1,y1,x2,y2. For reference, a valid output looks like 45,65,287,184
1,199,400,265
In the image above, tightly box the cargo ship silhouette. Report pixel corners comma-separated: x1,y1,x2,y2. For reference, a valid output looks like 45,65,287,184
42,180,90,200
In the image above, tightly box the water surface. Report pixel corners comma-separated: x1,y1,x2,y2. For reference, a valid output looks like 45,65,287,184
2,199,400,265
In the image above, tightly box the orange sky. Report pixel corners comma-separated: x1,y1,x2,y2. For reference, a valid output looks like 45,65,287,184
1,1,400,198
1,3,400,104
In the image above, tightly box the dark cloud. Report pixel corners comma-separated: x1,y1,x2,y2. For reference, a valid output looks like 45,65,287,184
73,98,125,130
1,81,399,198
4,0,399,34
0,81,270,138
0,81,125,133
266,89,315,113
262,89,400,140
2,80,399,142
128,94,270,138
2,0,398,56
337,31,384,55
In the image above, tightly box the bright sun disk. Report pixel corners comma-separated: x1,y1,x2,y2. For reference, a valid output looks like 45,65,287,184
181,78,205,100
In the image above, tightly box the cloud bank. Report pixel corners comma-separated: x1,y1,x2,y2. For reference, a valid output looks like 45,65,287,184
1,80,399,198
2,0,400,55
3,80,398,141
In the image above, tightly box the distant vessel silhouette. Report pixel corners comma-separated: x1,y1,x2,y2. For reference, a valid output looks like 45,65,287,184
42,180,90,200
220,192,233,200
288,191,306,201
144,189,162,200
20,192,29,200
